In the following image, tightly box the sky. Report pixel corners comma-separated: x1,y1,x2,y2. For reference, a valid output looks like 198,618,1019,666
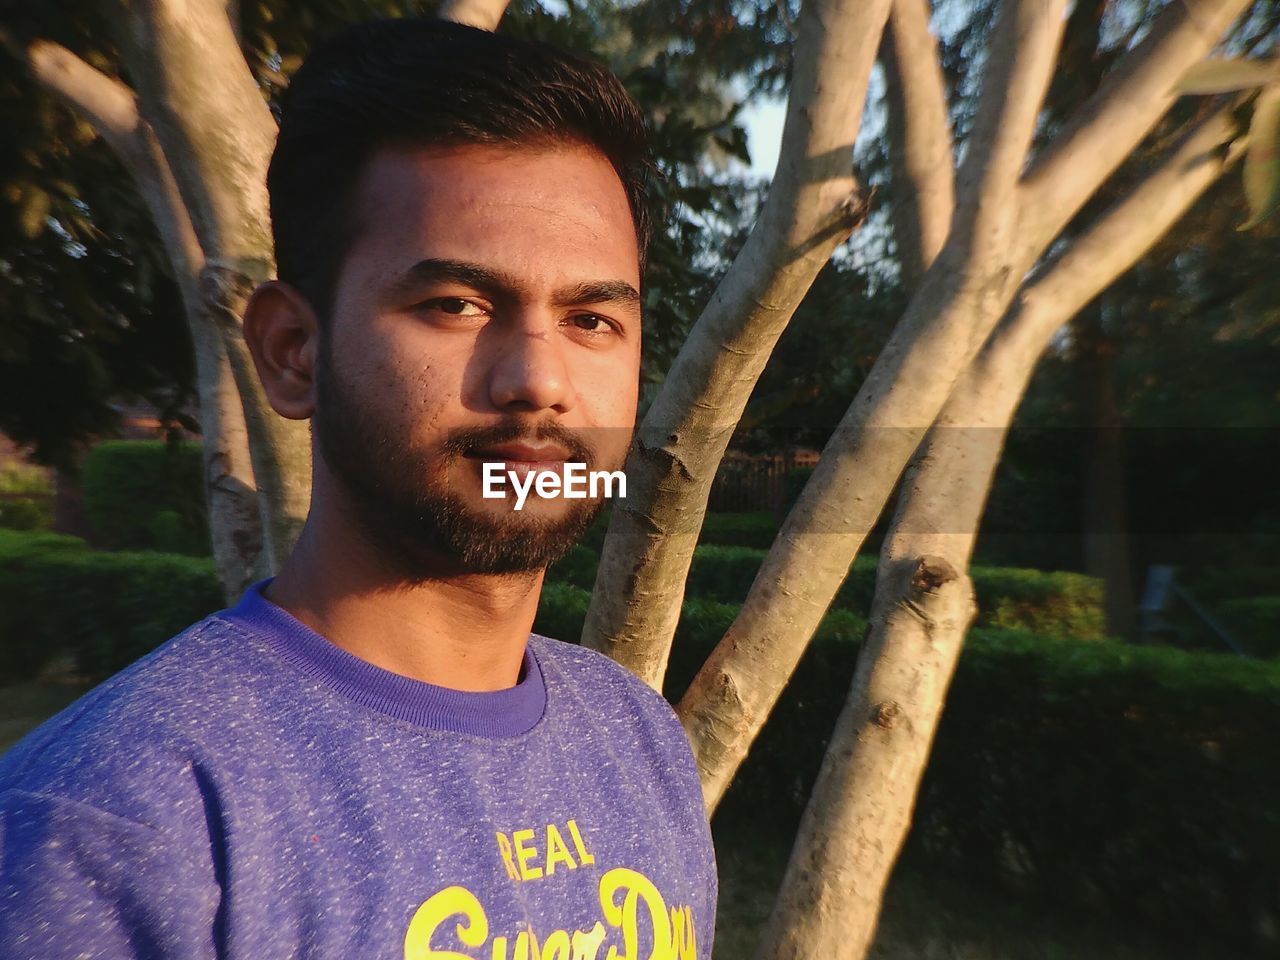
740,97,787,180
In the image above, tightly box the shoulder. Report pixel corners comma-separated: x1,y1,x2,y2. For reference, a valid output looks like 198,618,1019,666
529,633,679,722
0,611,250,832
528,633,704,790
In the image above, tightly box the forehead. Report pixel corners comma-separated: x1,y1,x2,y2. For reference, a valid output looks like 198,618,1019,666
342,142,641,293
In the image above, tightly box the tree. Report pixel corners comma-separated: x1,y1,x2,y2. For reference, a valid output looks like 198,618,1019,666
2,0,1268,956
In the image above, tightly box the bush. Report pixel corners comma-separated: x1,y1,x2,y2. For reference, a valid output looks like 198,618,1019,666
972,566,1106,640
907,631,1280,954
539,569,1273,952
683,544,1105,638
698,512,779,549
81,440,209,555
545,544,598,590
0,529,222,681
1218,596,1280,659
0,464,54,532
704,622,1280,956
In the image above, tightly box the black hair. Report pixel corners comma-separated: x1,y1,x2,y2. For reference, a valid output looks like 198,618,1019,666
267,17,654,319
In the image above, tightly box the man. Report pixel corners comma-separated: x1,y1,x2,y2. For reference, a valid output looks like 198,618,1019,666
0,19,716,959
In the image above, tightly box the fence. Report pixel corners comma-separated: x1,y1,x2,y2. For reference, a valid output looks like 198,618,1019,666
707,450,820,514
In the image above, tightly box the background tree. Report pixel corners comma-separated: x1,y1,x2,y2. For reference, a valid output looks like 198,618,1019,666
2,0,1271,957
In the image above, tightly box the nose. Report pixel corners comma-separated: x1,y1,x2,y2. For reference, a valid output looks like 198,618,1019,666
486,317,576,415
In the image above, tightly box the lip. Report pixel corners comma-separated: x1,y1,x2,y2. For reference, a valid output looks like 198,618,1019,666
468,442,574,463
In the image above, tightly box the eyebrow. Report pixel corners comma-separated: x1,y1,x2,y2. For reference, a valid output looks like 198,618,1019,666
390,257,641,309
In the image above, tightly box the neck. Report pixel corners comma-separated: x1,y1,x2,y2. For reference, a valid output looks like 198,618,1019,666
265,497,544,693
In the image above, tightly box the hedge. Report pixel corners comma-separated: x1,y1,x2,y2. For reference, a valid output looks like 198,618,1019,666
82,440,209,556
3,530,1276,951
0,465,54,533
1219,596,1280,659
0,530,222,681
534,577,1278,954
549,543,1107,640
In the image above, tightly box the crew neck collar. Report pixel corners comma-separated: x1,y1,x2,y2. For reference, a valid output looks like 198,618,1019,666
220,579,546,738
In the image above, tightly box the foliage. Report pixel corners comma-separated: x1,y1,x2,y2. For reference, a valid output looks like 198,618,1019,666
1173,57,1280,227
702,617,1280,956
697,511,780,548
1218,595,1280,657
0,2,198,467
547,539,1107,639
0,529,221,680
0,463,53,531
81,440,208,555
534,572,1280,957
544,543,598,590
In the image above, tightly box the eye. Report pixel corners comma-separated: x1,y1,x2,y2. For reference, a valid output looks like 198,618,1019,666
567,314,615,335
420,297,488,318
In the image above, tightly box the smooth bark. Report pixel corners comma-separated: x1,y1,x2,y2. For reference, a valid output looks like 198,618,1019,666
1018,0,1253,258
882,0,955,287
114,0,311,571
8,32,265,596
756,556,975,960
679,0,1069,812
582,0,892,689
755,103,1243,960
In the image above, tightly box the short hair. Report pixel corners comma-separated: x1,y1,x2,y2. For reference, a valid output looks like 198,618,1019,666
267,17,654,319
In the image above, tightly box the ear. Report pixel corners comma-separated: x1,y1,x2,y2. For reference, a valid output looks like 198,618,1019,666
242,280,320,420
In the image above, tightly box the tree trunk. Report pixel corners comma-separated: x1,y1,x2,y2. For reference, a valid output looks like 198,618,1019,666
755,102,1243,960
1075,301,1136,638
581,0,891,688
680,0,1071,811
755,553,975,960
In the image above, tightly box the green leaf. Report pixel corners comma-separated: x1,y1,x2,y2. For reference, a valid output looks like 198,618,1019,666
1173,58,1280,95
1240,85,1280,230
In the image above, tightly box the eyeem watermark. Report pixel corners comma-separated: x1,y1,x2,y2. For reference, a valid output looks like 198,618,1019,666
482,462,626,511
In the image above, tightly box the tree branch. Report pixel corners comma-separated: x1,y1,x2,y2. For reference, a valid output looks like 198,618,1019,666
676,0,1070,813
752,102,1242,960
1017,0,1252,260
581,0,892,689
437,0,510,30
949,0,1068,262
3,31,268,595
115,0,311,570
882,0,955,287
115,0,278,269
6,34,205,284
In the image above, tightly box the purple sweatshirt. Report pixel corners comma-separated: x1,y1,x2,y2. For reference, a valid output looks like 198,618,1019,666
0,581,717,959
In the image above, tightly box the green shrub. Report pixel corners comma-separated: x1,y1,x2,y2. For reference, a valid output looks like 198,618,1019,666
682,544,1104,637
0,465,54,532
972,566,1106,640
82,440,209,555
545,544,598,590
532,581,590,643
706,624,1280,955
0,496,52,532
698,512,779,549
1183,565,1280,603
0,530,221,681
1219,596,1280,658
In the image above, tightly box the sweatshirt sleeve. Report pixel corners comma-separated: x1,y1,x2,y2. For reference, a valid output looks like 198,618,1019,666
0,788,222,960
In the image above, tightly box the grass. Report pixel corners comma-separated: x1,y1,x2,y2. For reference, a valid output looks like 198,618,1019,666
712,824,1257,960
0,659,94,754
0,655,1263,960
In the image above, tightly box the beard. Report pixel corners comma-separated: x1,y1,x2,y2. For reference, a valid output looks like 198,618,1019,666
312,340,621,579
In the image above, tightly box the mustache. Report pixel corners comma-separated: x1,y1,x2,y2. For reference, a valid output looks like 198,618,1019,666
439,420,597,465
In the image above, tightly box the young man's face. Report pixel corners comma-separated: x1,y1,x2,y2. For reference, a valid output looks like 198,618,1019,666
313,142,642,576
